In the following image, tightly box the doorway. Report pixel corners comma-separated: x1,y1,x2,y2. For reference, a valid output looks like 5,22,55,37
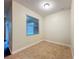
4,17,11,57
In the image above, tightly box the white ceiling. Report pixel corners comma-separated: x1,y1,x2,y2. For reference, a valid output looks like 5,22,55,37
5,0,72,17
15,0,72,17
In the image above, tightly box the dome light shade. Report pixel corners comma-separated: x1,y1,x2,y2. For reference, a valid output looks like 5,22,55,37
40,1,53,10
44,3,50,9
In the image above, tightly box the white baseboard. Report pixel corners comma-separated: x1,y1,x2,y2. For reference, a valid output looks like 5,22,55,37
12,40,43,54
71,47,74,59
12,39,71,54
9,48,12,54
45,40,71,48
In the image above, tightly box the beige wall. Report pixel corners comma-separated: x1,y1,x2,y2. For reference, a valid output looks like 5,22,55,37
12,0,72,53
12,1,43,52
70,0,74,57
44,10,71,45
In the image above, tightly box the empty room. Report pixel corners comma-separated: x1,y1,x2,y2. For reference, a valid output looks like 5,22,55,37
4,0,74,59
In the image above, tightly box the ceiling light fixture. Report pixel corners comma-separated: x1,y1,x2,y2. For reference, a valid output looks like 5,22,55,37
40,1,54,10
44,3,50,9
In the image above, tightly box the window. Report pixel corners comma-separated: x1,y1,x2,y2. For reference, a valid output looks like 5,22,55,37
26,15,39,36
